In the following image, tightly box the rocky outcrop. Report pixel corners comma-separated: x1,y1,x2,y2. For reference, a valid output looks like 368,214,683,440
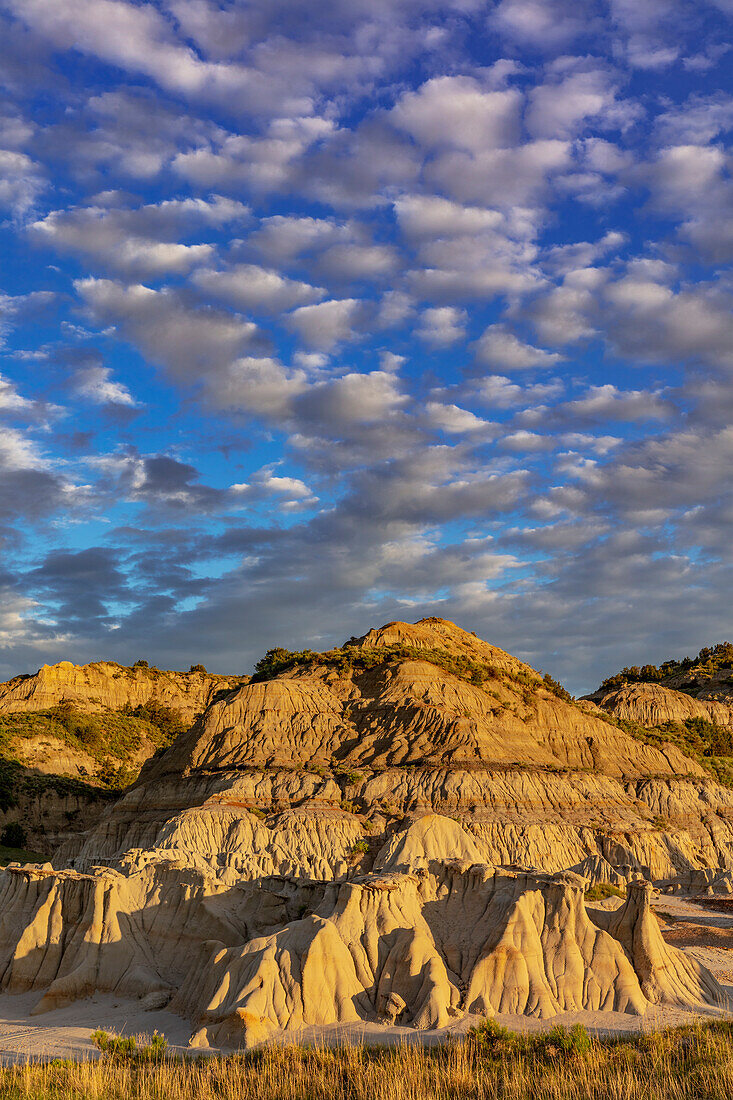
151,647,701,782
0,662,241,721
55,765,733,888
0,830,722,1048
589,682,733,730
0,618,728,1047
0,784,111,855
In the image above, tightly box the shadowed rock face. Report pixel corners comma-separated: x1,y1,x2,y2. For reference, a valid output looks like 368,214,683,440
0,829,723,1048
0,619,728,1046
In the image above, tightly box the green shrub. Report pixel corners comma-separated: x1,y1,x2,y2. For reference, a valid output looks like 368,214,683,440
338,770,362,785
91,1030,137,1057
599,641,733,692
189,664,207,673
540,1024,592,1058
249,642,533,700
542,672,574,703
468,1018,514,1054
585,882,626,901
91,1029,168,1062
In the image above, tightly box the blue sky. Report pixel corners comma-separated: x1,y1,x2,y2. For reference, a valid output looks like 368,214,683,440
0,0,732,694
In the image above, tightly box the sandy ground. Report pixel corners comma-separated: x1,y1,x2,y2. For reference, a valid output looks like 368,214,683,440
0,992,192,1063
0,893,731,1062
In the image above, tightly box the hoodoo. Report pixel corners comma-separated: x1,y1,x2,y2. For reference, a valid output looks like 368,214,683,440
0,618,728,1047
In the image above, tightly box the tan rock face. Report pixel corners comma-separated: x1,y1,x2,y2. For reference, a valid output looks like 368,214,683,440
0,662,243,852
0,661,241,721
590,682,733,730
0,618,728,1045
154,619,701,780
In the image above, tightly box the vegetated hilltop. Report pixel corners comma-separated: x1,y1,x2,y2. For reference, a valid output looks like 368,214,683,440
0,659,242,855
595,642,733,700
586,642,733,786
0,618,729,1050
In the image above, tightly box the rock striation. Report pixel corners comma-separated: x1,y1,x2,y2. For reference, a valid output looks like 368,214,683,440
588,681,733,730
0,619,728,1046
0,661,240,722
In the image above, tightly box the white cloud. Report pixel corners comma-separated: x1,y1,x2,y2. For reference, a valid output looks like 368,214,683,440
425,402,493,434
0,373,32,412
426,138,572,208
0,426,45,469
75,278,266,398
193,264,325,313
394,194,504,239
0,148,45,217
30,196,250,277
249,215,349,261
562,384,672,423
317,242,398,280
231,469,318,511
473,324,564,370
415,306,466,346
174,115,335,191
295,371,407,427
527,63,638,139
476,374,564,409
73,365,137,406
8,0,311,116
286,298,362,349
392,76,521,152
490,0,601,49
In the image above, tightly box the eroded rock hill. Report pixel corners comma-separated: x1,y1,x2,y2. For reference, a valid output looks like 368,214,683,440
0,618,729,1046
586,641,733,730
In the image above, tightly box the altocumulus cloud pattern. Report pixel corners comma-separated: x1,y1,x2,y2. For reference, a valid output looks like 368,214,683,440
0,0,732,693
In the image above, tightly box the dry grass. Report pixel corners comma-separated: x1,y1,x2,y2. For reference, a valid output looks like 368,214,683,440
2,1022,733,1099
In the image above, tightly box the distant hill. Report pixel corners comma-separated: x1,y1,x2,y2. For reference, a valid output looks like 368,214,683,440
596,642,733,701
585,642,733,787
0,660,243,853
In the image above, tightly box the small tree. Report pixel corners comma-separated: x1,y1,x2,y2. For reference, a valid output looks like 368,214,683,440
189,664,207,674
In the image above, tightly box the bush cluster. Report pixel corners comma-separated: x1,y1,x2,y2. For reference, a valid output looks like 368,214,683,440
600,641,733,692
91,1029,168,1062
251,642,568,699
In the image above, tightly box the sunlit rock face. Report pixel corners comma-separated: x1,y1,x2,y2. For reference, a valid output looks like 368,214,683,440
0,619,729,1046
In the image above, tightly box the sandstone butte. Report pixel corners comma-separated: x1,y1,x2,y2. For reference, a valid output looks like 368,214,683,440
0,617,730,1049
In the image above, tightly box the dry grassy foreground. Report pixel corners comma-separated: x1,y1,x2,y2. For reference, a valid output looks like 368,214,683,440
1,1022,733,1100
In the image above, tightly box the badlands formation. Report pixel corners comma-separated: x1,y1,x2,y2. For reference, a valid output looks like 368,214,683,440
0,662,241,850
0,618,730,1049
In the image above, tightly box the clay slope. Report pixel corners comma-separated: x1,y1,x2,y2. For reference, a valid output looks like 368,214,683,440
151,620,699,780
0,618,728,1047
590,682,733,730
0,661,240,721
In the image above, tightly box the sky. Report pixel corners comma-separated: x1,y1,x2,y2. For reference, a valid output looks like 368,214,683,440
0,0,732,695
